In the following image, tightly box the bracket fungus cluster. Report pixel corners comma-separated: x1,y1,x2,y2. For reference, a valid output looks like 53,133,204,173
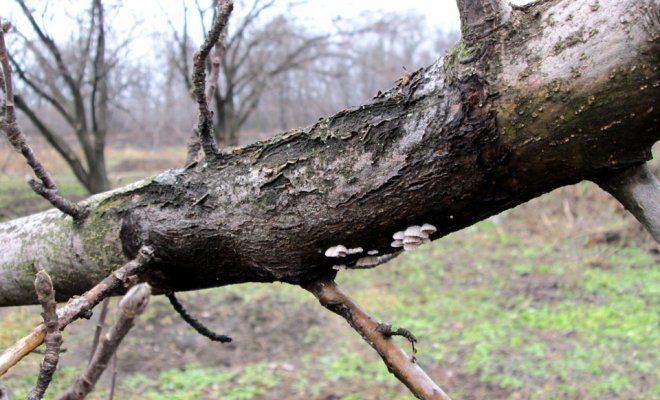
391,224,437,251
324,245,363,258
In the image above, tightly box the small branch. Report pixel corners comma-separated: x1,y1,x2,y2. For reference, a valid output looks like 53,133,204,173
56,284,151,400
191,0,233,159
0,246,155,377
88,298,111,363
456,0,510,44
166,292,232,343
377,323,418,357
108,352,117,400
0,23,86,220
26,271,63,400
595,163,660,243
303,279,451,400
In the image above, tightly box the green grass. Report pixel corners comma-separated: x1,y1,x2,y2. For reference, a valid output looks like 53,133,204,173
121,363,280,400
1,157,658,399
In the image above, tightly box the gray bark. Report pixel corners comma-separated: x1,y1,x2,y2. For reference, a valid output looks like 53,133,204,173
0,0,658,306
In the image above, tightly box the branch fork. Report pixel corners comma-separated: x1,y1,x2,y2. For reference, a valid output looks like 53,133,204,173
304,278,452,400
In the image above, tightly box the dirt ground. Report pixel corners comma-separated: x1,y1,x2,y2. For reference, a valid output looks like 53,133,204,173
0,146,658,399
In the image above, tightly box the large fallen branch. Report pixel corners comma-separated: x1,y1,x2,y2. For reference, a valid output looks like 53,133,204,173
1,0,656,306
0,0,658,397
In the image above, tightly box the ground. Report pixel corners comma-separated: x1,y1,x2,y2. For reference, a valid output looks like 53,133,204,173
0,146,658,399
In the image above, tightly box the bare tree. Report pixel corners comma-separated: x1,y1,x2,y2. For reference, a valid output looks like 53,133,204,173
166,0,335,147
253,13,460,131
0,0,659,399
8,0,113,193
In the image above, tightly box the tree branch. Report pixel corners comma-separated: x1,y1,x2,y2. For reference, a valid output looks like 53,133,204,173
13,95,91,187
595,163,660,243
7,54,77,127
55,284,151,400
90,0,107,146
303,279,451,400
455,0,510,44
187,0,230,164
165,292,232,343
15,0,89,135
191,0,233,159
0,23,86,220
0,246,155,377
88,298,110,363
26,270,63,400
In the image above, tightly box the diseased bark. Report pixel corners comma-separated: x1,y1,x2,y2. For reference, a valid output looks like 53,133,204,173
0,0,658,307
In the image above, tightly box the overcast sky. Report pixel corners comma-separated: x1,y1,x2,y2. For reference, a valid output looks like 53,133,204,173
1,0,533,58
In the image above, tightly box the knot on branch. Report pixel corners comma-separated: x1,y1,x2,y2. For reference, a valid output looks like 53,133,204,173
456,0,511,44
376,323,418,357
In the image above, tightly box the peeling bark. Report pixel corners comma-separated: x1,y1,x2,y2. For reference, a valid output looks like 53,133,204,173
0,0,658,306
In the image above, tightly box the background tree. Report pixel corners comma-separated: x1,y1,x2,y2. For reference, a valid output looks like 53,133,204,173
164,0,448,147
8,0,117,193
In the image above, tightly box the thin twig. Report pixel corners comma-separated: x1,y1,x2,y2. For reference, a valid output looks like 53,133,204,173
0,22,85,220
56,284,152,400
26,271,63,400
191,0,233,159
0,246,155,377
185,11,227,164
88,298,111,363
166,292,232,343
108,352,117,400
303,278,451,400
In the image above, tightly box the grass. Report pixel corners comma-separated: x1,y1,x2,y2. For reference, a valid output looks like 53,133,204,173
0,147,658,399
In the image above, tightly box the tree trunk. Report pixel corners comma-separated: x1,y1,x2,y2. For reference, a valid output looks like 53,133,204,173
0,0,658,306
85,155,111,194
214,94,241,147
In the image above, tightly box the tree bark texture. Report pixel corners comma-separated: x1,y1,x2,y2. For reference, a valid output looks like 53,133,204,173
1,0,658,306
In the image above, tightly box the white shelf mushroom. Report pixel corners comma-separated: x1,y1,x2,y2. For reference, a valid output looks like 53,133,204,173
325,245,348,258
391,222,438,251
420,223,437,235
404,225,425,239
347,247,363,255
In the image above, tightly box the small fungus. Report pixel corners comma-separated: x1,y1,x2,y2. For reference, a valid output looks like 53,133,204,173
325,245,348,258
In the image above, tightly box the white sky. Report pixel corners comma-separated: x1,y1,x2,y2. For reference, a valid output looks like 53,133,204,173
129,0,463,32
1,0,534,59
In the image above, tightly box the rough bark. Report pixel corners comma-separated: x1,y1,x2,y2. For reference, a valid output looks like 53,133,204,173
0,0,658,306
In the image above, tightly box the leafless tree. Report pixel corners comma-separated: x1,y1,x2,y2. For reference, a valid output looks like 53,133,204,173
253,13,459,132
7,0,115,193
166,0,346,147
